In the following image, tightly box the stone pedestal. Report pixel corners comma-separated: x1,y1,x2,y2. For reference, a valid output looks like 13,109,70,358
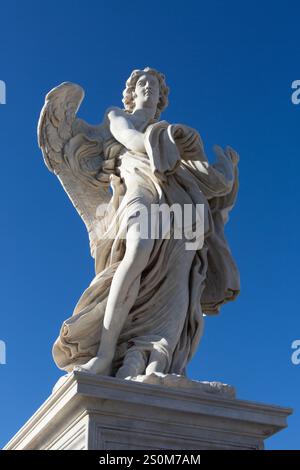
4,372,292,450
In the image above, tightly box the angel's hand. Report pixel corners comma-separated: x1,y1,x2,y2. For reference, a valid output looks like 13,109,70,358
109,174,125,212
225,146,240,166
213,145,239,167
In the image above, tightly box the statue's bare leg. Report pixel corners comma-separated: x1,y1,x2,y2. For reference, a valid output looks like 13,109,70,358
76,220,154,375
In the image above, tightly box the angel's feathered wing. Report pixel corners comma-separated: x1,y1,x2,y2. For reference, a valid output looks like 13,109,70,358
38,82,118,257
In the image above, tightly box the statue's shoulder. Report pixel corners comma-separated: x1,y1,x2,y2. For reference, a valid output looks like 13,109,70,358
104,106,126,121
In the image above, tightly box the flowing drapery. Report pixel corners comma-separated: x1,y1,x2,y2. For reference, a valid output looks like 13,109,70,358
53,121,240,375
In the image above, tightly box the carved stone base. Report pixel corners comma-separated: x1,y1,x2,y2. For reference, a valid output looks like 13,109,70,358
4,372,292,450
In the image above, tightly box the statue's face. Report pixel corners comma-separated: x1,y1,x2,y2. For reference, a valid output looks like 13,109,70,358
134,73,160,110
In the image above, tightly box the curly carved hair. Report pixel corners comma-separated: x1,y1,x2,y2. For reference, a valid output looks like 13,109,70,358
122,67,169,120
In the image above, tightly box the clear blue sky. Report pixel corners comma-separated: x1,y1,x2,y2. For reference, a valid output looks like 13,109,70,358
0,0,299,450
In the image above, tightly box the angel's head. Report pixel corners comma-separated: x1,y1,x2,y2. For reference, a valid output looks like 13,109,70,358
122,67,169,120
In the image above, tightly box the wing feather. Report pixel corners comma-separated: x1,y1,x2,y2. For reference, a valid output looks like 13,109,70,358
38,82,116,257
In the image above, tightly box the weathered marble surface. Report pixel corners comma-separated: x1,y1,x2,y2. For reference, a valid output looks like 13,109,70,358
38,68,240,378
52,371,235,397
4,373,292,450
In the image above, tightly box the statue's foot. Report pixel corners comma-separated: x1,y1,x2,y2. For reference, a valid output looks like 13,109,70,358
145,349,167,375
74,355,112,376
116,350,146,379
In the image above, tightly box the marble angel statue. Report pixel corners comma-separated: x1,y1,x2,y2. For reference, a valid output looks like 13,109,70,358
38,67,240,379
